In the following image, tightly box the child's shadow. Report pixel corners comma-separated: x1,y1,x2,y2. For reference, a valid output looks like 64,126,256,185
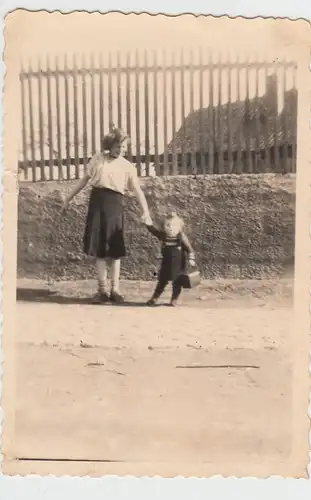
112,301,147,308
16,288,147,307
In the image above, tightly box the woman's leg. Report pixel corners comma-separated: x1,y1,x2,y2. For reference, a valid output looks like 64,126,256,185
91,258,109,303
96,258,108,293
110,258,121,292
110,258,124,302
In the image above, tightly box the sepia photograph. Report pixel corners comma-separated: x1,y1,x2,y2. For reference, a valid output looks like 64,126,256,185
1,10,310,478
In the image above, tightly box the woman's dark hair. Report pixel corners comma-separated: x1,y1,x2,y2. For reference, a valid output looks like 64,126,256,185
101,128,128,151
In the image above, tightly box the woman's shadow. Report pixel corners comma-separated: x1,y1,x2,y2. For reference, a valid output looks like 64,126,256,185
16,288,147,307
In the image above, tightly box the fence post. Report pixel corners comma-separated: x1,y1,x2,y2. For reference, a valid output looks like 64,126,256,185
72,54,80,178
37,57,45,181
189,48,196,175
46,55,54,181
244,55,252,173
20,60,29,180
55,55,63,180
126,52,133,163
27,59,37,182
199,47,205,174
282,62,290,173
64,54,71,180
135,49,142,176
235,54,243,174
180,48,187,175
262,62,270,173
227,53,233,174
144,50,150,176
171,51,177,175
81,54,88,173
291,66,297,173
162,49,168,176
274,67,280,172
254,55,261,173
208,50,214,174
153,50,159,175
108,52,113,132
90,53,96,156
116,51,122,130
99,53,105,151
217,54,225,174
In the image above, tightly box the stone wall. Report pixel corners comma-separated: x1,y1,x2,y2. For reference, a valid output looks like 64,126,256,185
17,174,295,281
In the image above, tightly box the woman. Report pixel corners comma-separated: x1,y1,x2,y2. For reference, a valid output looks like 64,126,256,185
62,128,151,303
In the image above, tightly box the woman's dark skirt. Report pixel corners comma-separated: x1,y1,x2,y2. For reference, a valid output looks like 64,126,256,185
83,187,126,259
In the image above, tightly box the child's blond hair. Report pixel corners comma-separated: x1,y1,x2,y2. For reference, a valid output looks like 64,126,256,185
162,211,184,232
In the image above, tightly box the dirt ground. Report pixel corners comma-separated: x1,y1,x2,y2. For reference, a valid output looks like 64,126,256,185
10,278,294,477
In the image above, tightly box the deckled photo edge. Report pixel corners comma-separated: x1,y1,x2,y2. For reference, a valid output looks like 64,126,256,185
0,10,310,478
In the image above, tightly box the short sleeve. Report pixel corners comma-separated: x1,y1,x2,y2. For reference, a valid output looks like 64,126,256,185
126,161,138,188
86,153,101,178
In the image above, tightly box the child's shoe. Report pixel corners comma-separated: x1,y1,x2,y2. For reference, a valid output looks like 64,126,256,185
146,297,158,306
169,299,179,307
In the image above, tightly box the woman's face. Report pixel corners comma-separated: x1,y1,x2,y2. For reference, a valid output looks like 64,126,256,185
110,139,127,158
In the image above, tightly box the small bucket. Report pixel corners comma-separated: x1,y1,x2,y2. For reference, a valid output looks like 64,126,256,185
178,267,201,289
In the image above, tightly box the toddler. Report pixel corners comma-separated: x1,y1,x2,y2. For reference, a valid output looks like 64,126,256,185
144,211,195,306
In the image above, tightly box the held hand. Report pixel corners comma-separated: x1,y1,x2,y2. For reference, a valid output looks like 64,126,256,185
189,254,196,267
142,214,153,226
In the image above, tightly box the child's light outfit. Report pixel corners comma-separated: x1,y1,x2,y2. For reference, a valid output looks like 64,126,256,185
146,224,195,305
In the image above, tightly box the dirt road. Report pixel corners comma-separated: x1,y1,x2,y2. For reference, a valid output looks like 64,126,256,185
10,279,293,477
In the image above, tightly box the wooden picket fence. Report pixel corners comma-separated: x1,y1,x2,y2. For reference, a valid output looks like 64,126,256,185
18,50,298,182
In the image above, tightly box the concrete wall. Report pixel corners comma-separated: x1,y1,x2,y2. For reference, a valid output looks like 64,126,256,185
17,174,296,281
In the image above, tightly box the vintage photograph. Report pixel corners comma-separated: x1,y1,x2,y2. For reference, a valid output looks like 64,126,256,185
1,11,310,477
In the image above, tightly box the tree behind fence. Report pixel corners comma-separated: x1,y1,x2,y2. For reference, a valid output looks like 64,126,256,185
19,50,298,182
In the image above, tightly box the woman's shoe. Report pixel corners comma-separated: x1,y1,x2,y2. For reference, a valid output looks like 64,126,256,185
110,291,125,303
91,291,110,304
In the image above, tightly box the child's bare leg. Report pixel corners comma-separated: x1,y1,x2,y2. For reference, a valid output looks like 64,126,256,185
170,280,182,306
147,279,168,305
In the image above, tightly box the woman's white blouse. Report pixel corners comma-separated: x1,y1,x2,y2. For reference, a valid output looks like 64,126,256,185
87,153,137,194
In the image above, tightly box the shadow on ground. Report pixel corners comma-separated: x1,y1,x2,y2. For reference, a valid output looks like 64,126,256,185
16,278,294,309
16,288,148,307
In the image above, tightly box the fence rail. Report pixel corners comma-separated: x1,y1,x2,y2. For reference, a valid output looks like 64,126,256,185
19,50,298,182
18,145,295,170
19,61,296,79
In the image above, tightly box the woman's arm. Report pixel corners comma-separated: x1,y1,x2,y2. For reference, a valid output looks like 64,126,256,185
146,224,165,240
128,173,150,218
62,173,90,211
62,153,100,211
